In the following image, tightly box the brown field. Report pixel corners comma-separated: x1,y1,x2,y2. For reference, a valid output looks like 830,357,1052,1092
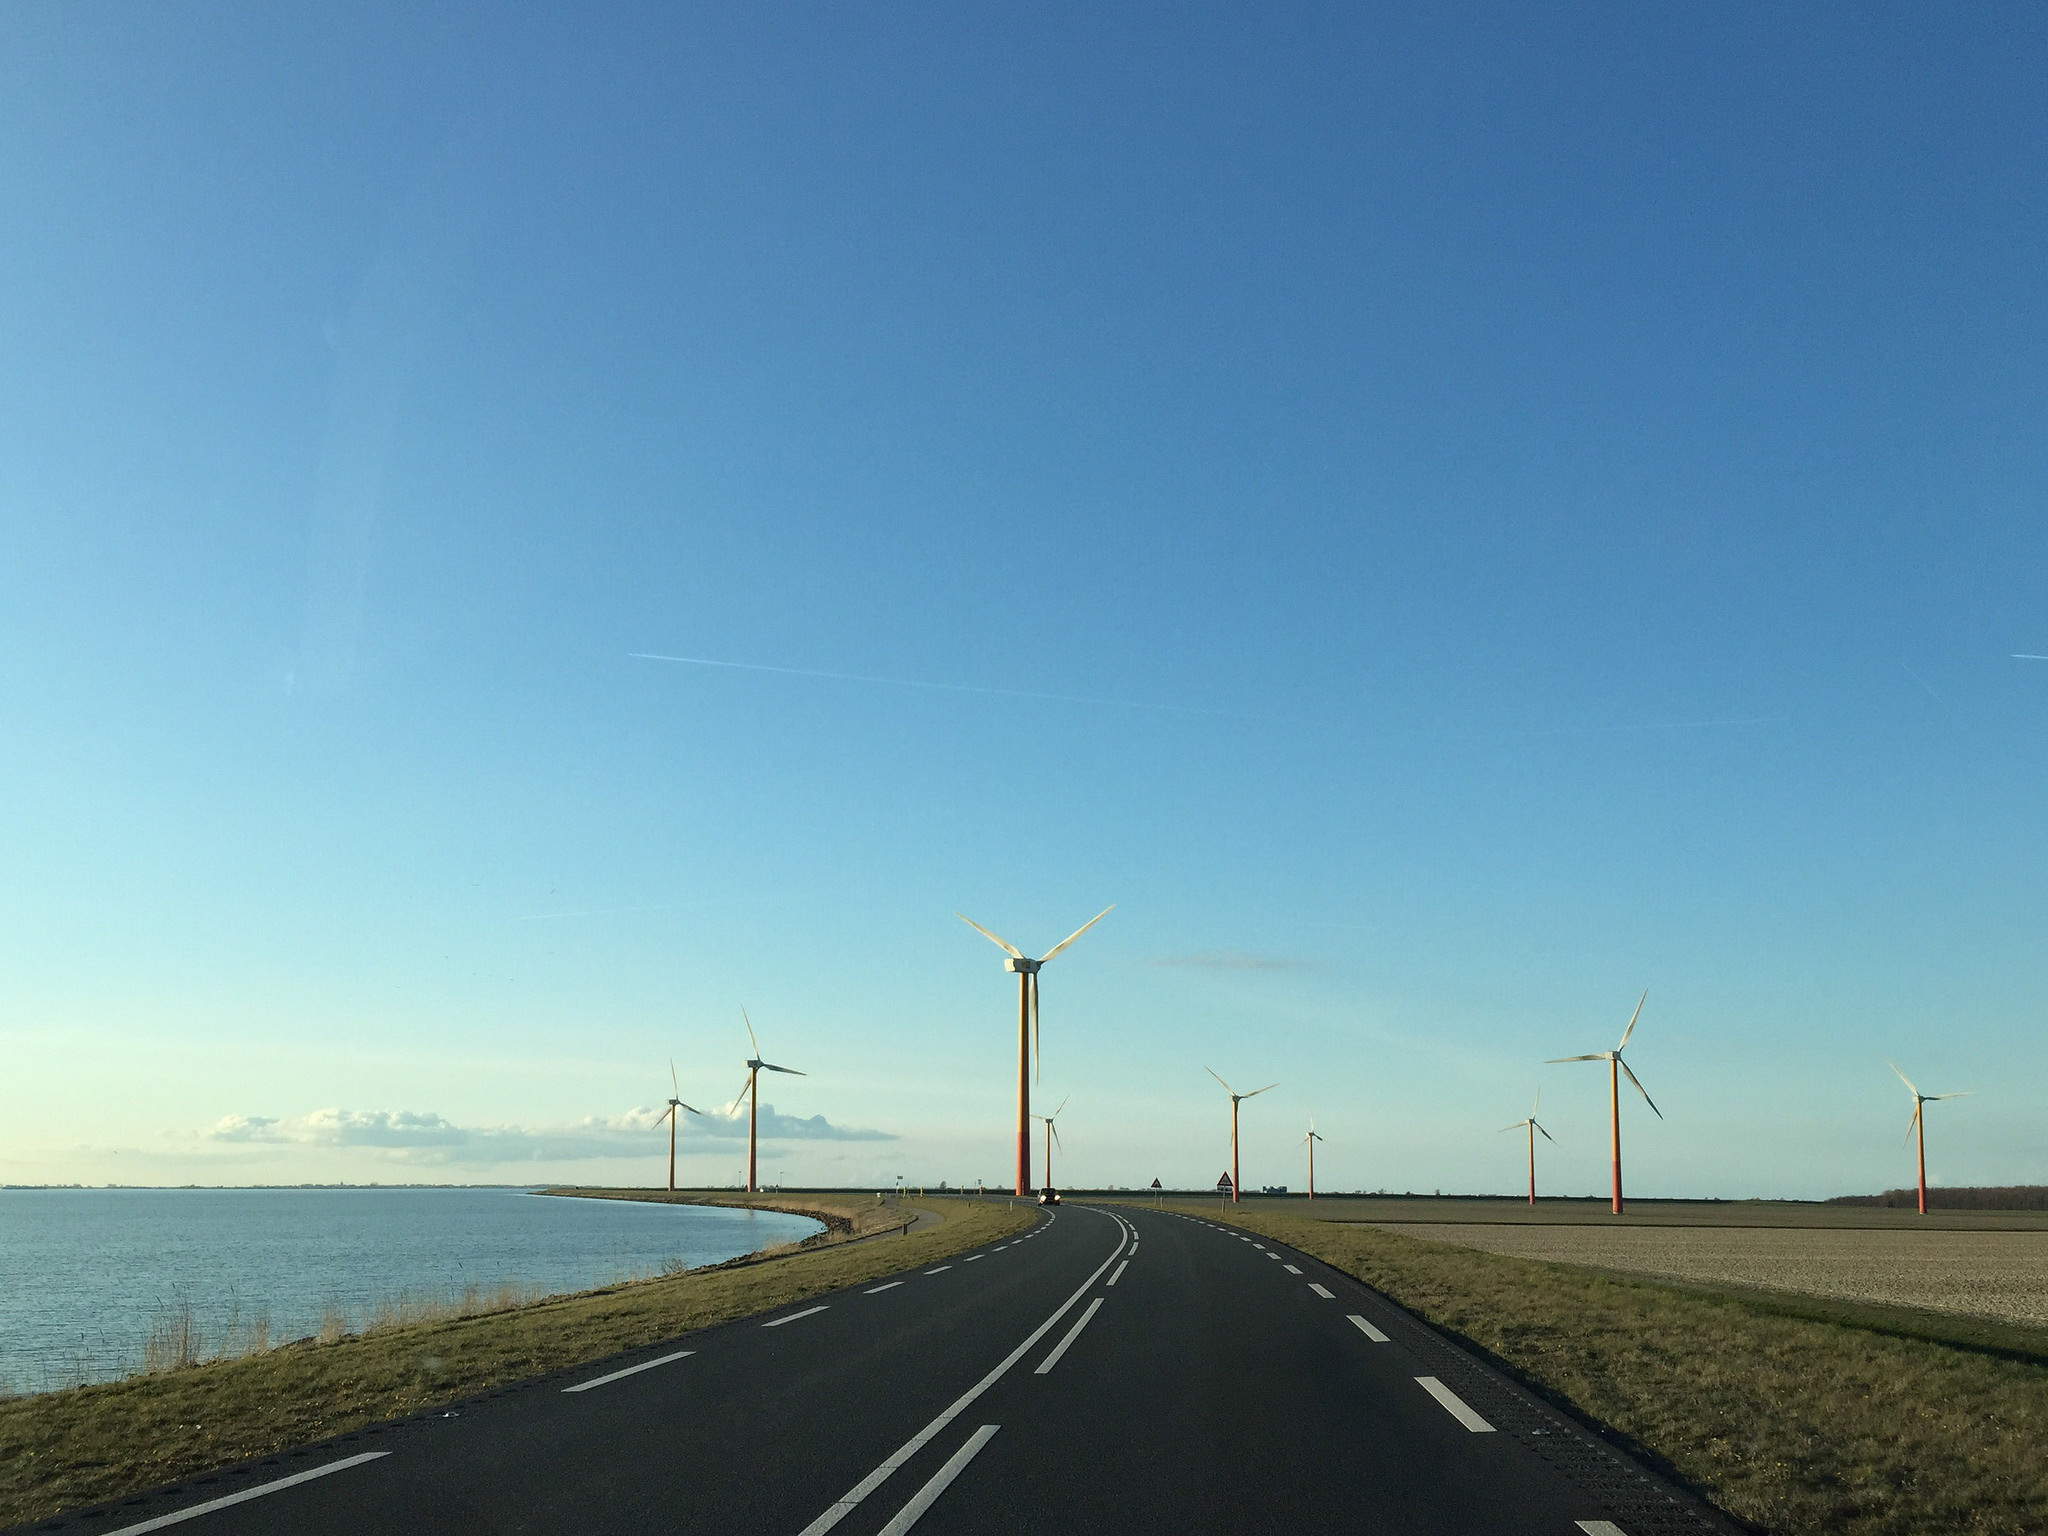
1212,1193,2048,1230
1375,1221,2048,1327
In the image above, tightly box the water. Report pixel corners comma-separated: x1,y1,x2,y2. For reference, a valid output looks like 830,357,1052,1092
0,1188,823,1394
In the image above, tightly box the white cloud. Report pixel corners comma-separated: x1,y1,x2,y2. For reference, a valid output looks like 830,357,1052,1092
205,1104,891,1164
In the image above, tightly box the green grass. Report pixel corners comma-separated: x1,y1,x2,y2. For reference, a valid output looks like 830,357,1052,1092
0,1194,1033,1528
1178,1201,2048,1535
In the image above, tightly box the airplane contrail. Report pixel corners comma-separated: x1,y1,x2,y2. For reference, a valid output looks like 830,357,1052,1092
2014,654,2048,660
628,652,1259,717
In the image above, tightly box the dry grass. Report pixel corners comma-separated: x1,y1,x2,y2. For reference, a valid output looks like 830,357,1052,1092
0,1195,1033,1529
1377,1222,2048,1328
1180,1202,2048,1536
1247,1194,2048,1231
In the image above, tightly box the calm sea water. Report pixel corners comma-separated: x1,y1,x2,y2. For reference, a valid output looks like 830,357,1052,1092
0,1188,822,1394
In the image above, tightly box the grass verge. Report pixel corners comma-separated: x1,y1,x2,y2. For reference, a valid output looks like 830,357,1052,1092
1180,1202,2048,1536
0,1194,1033,1528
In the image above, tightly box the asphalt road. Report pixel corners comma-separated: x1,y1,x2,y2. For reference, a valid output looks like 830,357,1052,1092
43,1203,1729,1536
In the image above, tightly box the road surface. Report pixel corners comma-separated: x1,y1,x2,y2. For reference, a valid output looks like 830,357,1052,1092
37,1203,1728,1536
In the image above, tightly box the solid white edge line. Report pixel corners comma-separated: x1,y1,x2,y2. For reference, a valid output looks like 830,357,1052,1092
102,1452,390,1536
764,1305,829,1328
1416,1375,1496,1432
1309,1283,1334,1298
1033,1296,1105,1375
875,1424,1000,1536
564,1349,695,1392
796,1212,1127,1535
1348,1314,1390,1343
1575,1523,1628,1535
1106,1259,1129,1286
865,1281,906,1294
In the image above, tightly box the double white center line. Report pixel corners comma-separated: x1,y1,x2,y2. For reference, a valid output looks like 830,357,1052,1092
796,1216,1127,1535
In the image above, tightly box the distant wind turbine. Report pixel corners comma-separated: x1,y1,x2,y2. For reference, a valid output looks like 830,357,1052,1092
957,906,1113,1195
1547,989,1660,1215
1207,1069,1276,1204
730,1009,805,1195
1301,1113,1324,1200
1032,1095,1069,1201
1500,1089,1554,1206
1890,1062,1971,1215
656,1060,702,1193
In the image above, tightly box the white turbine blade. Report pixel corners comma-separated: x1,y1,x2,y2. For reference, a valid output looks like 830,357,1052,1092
1903,1102,1922,1144
1888,1061,1920,1098
1051,1094,1069,1119
656,1104,674,1128
760,1062,806,1077
1206,1066,1237,1095
1534,1120,1555,1142
730,1073,755,1115
740,1007,763,1061
955,912,1023,959
1041,904,1114,963
1616,988,1648,1052
1617,1057,1662,1119
1546,1053,1609,1064
677,1100,703,1116
1244,1082,1278,1099
1049,1121,1062,1149
1497,1121,1525,1134
671,1059,680,1097
1925,1091,1972,1101
1532,1087,1541,1116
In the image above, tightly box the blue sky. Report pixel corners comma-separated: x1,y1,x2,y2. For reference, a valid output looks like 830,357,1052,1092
3,3,2044,1196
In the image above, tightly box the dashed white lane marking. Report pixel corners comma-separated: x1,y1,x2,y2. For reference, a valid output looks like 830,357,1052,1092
1416,1375,1495,1432
797,1217,1127,1535
1034,1297,1106,1374
764,1305,829,1328
1253,1244,1266,1250
925,1265,953,1274
1283,1264,1302,1274
865,1281,906,1294
876,1424,1001,1536
1575,1524,1628,1535
564,1349,695,1392
1309,1283,1334,1299
965,1254,985,1262
1266,1253,1282,1261
1348,1314,1390,1343
101,1453,390,1535
1107,1260,1129,1286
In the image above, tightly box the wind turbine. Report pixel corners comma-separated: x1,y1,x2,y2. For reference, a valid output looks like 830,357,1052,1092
729,1009,805,1195
1032,1095,1069,1202
1547,989,1660,1215
1207,1069,1276,1203
1500,1089,1554,1206
1301,1113,1323,1200
956,905,1113,1196
656,1060,702,1193
1890,1063,1971,1215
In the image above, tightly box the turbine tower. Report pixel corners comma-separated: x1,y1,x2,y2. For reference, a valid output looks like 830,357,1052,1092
1033,1095,1069,1197
1500,1089,1554,1206
730,1009,805,1195
1301,1113,1323,1200
1547,989,1660,1215
1207,1069,1276,1204
655,1060,702,1193
1890,1062,1971,1215
957,906,1113,1196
